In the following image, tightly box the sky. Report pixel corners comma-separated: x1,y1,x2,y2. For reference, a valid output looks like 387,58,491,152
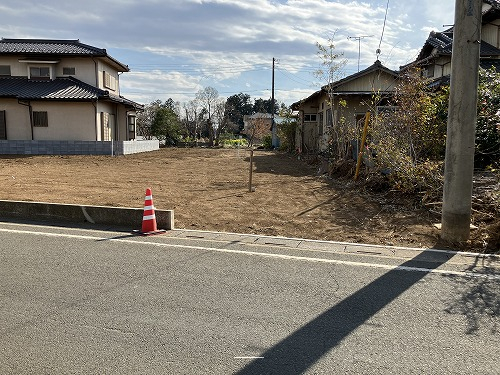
0,0,456,107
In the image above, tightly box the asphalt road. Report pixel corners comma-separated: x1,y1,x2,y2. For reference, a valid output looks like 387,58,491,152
0,220,499,374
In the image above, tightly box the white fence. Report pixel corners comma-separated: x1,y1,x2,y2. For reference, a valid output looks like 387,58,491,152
0,140,159,155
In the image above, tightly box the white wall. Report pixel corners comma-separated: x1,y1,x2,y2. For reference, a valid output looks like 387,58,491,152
1,99,32,140
54,57,98,86
31,102,97,140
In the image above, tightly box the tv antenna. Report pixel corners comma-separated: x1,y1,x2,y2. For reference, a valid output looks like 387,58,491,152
348,35,373,72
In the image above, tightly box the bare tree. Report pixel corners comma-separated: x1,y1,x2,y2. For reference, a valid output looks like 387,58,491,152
196,87,219,146
183,99,201,145
242,117,271,148
314,35,348,159
213,97,233,146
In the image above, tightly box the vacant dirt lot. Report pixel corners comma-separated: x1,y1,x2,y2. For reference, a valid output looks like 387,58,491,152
0,148,497,252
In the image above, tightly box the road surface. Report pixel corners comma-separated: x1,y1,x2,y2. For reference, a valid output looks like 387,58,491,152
1,220,499,374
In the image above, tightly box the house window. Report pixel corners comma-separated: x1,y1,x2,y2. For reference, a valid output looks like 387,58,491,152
422,66,435,78
318,112,324,136
326,109,333,127
33,111,48,127
0,65,11,76
103,71,116,90
101,112,115,141
304,114,317,122
30,67,50,80
376,106,398,114
63,67,76,75
128,115,136,132
0,110,6,139
102,112,110,141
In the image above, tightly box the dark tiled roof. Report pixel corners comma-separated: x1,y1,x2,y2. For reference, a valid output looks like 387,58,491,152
480,40,500,55
0,39,106,56
483,0,500,22
0,76,104,99
409,31,500,70
0,76,142,109
0,38,129,71
484,0,500,9
425,32,453,55
481,59,500,70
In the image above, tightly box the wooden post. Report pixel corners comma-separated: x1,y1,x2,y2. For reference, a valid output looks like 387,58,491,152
354,111,370,180
248,148,254,192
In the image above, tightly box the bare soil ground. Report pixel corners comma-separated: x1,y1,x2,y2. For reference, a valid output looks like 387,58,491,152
0,148,498,253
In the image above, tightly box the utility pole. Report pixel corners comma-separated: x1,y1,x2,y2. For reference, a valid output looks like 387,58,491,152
441,0,482,242
348,35,373,72
271,57,278,148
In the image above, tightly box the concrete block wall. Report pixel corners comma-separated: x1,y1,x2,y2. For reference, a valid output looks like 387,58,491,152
0,140,159,155
0,200,174,230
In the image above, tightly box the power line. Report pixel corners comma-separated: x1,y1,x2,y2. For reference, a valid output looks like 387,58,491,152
276,67,316,86
122,88,314,96
377,0,390,59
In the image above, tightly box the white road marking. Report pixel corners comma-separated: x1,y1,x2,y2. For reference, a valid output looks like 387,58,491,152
234,356,264,359
0,227,498,280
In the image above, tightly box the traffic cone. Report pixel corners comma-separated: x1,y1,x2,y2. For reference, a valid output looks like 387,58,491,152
137,188,166,235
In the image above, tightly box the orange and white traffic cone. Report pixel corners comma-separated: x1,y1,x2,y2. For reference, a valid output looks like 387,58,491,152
138,188,165,235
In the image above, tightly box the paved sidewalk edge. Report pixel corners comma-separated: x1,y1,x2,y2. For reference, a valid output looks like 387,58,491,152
174,228,499,259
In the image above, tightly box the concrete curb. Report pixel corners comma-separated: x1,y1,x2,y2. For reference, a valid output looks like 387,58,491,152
0,200,174,230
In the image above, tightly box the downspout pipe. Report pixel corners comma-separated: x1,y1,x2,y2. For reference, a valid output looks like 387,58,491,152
92,56,99,87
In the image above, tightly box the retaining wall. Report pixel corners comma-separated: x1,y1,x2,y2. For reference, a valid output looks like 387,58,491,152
0,200,174,230
0,140,160,155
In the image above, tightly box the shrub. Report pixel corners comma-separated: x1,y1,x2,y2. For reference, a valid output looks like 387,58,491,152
221,138,248,148
262,135,273,149
476,67,500,168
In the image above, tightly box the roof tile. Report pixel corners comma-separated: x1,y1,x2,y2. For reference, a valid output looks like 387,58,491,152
0,76,142,109
0,39,106,56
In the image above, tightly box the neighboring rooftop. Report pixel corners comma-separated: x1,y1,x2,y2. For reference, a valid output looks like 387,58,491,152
291,60,398,110
0,76,142,109
0,38,129,71
415,30,500,62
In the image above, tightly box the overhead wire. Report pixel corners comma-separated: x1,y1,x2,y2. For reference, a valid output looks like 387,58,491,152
122,57,320,101
377,0,390,59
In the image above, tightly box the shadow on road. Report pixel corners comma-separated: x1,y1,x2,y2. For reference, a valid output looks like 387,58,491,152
236,251,449,374
444,256,500,334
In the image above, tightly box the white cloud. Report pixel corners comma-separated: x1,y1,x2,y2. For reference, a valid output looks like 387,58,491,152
0,0,456,105
120,70,203,104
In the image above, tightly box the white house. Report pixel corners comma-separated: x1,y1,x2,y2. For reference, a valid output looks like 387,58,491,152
0,38,158,154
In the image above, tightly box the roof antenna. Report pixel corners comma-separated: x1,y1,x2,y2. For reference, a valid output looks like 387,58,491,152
348,35,373,72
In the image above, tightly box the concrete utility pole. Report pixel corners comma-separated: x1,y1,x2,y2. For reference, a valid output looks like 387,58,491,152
441,0,482,242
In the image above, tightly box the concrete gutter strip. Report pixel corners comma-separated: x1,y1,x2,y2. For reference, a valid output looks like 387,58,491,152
0,200,174,230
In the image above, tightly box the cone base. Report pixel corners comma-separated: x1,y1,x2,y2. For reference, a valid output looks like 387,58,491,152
132,229,167,236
